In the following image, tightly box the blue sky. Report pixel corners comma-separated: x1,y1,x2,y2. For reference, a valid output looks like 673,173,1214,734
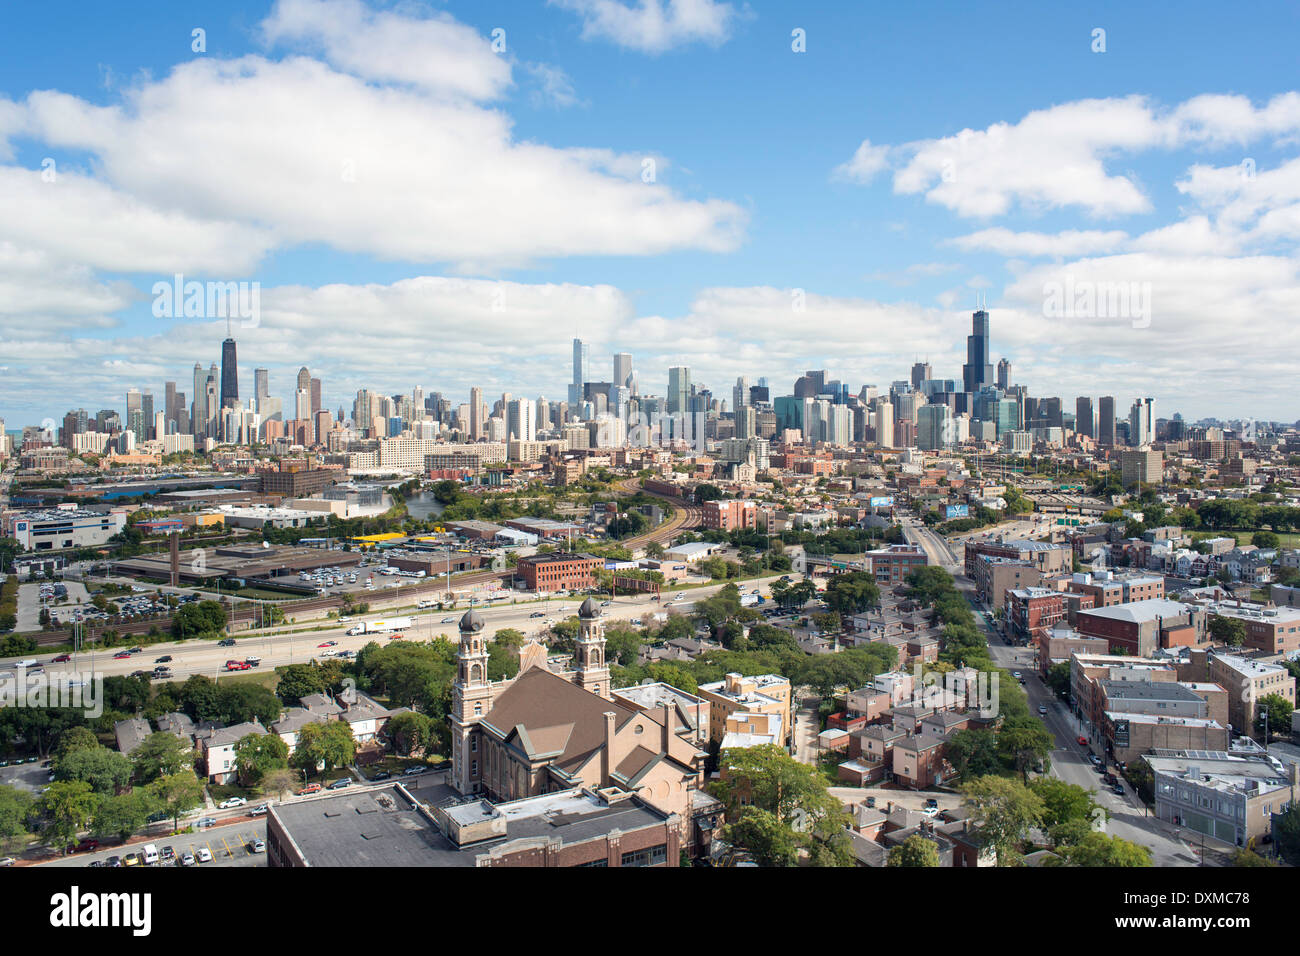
1,0,1298,427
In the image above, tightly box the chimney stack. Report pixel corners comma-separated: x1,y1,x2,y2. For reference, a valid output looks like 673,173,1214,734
602,712,616,782
661,702,674,752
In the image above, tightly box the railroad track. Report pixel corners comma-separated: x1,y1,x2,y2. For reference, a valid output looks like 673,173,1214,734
613,476,701,548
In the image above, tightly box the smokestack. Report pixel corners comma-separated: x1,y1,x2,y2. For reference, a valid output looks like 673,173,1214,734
169,532,180,588
602,712,616,782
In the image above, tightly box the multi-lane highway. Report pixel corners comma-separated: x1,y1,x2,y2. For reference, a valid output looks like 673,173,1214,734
0,577,782,683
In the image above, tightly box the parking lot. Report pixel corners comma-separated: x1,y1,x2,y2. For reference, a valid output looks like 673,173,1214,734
42,820,268,869
0,759,51,794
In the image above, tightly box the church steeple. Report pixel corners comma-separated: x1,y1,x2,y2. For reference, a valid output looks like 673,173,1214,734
574,597,610,699
451,609,491,794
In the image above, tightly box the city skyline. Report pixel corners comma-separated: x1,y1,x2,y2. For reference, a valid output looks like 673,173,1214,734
0,2,1298,422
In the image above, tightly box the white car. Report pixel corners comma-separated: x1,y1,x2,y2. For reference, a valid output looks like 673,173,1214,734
196,848,213,863
218,796,247,809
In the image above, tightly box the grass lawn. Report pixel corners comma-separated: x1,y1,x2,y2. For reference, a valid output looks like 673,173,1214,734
1223,530,1300,548
208,782,261,803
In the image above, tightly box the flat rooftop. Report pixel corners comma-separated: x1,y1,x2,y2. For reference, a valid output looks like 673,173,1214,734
271,783,669,867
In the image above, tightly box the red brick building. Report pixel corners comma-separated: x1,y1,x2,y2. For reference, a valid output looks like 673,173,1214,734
865,544,928,586
1005,587,1066,645
701,498,757,531
516,551,603,591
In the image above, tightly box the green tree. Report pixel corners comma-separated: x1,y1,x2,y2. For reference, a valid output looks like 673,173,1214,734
1208,616,1247,647
725,808,801,866
1230,845,1277,867
234,733,290,786
823,571,881,615
710,744,852,867
1256,693,1294,741
53,726,100,761
54,746,133,795
1029,778,1099,828
131,731,193,785
888,833,941,867
0,784,34,855
945,729,1003,782
149,772,204,831
960,775,1045,866
292,720,356,775
91,790,158,843
385,711,435,757
997,715,1054,782
1054,831,1152,867
275,663,327,705
35,781,98,853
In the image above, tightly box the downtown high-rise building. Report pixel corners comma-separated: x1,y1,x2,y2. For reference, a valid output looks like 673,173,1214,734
506,397,535,442
910,362,931,391
733,376,750,414
569,338,589,408
613,352,634,392
1098,396,1116,447
220,330,239,410
469,387,484,440
255,368,270,404
962,309,994,395
192,363,206,438
667,366,691,416
996,357,1011,390
1129,397,1155,447
1075,397,1095,439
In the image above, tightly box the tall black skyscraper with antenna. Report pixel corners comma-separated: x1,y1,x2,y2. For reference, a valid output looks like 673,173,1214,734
220,317,239,410
962,298,994,395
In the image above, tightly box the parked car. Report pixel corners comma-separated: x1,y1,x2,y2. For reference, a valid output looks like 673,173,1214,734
1038,705,1047,715
297,783,322,796
104,856,122,868
403,765,426,776
122,853,141,867
197,816,216,828
218,796,247,809
250,839,266,854
196,848,213,864
370,770,391,781
327,777,352,790
160,846,176,863
180,852,196,866
1112,783,1125,796
1076,735,1088,746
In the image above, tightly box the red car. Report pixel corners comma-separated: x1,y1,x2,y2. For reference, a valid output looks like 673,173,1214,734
317,641,337,648
52,654,71,663
70,839,99,853
225,660,250,672
113,651,131,659
389,633,404,640
1076,735,1088,746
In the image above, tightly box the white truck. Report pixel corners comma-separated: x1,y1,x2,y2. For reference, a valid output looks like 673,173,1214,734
345,616,413,636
